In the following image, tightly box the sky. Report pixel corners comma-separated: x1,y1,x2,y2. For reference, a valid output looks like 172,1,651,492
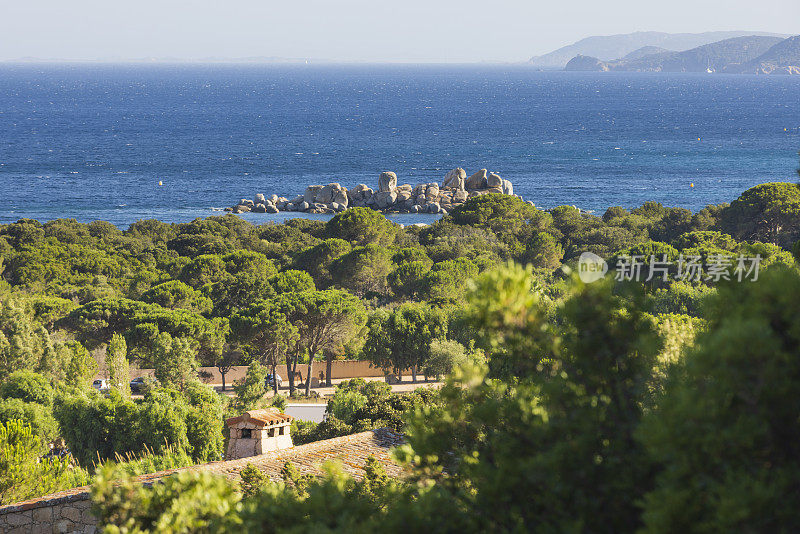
1,0,798,63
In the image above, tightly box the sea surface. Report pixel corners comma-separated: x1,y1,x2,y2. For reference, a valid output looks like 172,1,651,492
1,64,799,227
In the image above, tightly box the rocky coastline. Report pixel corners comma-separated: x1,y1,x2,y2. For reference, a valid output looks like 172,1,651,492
226,168,528,216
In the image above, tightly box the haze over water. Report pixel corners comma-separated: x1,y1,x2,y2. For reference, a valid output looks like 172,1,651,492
1,64,798,226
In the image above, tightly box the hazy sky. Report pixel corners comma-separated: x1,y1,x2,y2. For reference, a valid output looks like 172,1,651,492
1,0,798,62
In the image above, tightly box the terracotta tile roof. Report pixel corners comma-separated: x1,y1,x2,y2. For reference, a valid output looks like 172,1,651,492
196,427,405,483
0,428,405,515
225,408,294,428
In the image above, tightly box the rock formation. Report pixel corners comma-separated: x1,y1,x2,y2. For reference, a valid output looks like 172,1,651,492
486,172,503,188
378,172,398,193
443,168,466,190
465,169,488,190
227,167,520,216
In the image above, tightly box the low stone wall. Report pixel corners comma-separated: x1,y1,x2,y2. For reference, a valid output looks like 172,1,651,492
118,360,387,386
0,489,94,534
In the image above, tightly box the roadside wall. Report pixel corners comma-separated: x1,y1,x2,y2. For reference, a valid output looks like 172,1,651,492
0,490,94,534
106,360,387,385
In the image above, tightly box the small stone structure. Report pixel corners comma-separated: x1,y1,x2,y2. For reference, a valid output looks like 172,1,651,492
225,408,294,460
0,428,403,533
227,167,530,216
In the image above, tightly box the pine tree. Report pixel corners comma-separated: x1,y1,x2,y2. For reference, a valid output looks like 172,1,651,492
106,334,131,398
0,297,50,377
0,419,88,505
63,341,98,388
151,332,198,391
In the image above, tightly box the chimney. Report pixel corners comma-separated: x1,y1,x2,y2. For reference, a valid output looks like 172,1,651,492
225,408,294,460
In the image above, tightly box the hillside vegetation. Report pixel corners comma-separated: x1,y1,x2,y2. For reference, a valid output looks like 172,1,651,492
3,179,800,532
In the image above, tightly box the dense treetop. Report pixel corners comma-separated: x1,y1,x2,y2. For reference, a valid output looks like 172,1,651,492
2,181,800,518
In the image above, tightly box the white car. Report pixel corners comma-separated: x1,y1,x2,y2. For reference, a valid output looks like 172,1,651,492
265,374,283,389
92,379,110,391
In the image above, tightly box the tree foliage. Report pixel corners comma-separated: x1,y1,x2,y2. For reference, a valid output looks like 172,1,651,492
362,303,447,381
640,267,800,533
0,370,53,405
720,182,800,248
106,333,131,397
54,384,225,467
0,419,88,505
325,207,398,247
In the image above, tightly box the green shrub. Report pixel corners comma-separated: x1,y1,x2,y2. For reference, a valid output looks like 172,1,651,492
0,398,60,444
0,370,53,405
640,267,800,532
1,419,89,505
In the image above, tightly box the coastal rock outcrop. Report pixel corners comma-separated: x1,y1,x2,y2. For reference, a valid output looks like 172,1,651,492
347,184,374,207
315,183,348,207
453,189,469,203
304,185,323,204
443,168,466,190
373,191,398,209
465,169,488,190
378,172,398,193
229,167,520,216
486,172,503,188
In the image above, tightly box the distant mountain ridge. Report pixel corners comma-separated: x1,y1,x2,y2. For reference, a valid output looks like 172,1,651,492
623,46,672,60
731,35,800,74
564,35,800,74
530,31,790,68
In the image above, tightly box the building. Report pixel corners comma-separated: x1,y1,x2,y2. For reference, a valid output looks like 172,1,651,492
225,408,294,460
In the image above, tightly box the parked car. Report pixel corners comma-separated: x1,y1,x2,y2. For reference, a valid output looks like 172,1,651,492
265,373,283,389
129,377,147,393
92,379,109,391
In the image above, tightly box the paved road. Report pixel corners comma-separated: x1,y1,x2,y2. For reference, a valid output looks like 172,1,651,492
285,404,327,423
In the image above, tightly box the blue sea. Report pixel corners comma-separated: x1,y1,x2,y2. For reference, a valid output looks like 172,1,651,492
1,64,799,227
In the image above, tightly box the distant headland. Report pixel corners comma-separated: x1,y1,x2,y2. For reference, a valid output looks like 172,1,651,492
529,30,791,69
563,34,800,74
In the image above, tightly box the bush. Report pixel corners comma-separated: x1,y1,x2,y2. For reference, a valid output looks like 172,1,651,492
325,208,397,247
0,398,60,444
91,466,240,532
423,339,469,378
0,370,53,405
233,362,268,412
640,267,800,532
54,385,224,468
326,385,368,422
95,442,194,477
1,419,88,505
